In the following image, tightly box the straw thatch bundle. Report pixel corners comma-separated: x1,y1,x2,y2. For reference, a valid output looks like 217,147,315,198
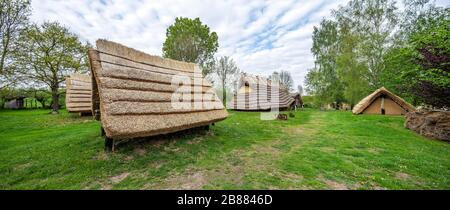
352,87,415,115
65,73,92,114
88,40,227,142
228,74,295,111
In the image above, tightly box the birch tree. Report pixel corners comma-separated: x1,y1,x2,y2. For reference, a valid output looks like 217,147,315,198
214,56,239,106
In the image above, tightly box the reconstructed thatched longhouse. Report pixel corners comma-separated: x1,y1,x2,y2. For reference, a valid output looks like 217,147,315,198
352,87,415,115
65,73,92,114
228,74,295,111
88,40,228,150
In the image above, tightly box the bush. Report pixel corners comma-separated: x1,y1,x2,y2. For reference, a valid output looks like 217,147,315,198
289,112,295,118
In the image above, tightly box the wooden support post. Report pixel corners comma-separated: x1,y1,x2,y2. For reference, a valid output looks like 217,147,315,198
105,137,114,152
94,109,101,121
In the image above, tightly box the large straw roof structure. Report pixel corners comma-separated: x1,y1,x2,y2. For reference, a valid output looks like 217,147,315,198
228,74,295,111
352,87,415,114
88,40,228,140
65,73,92,113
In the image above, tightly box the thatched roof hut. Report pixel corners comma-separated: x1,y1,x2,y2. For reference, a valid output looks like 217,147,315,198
4,96,26,109
87,40,227,149
228,74,295,111
352,87,415,115
290,92,303,108
65,73,92,114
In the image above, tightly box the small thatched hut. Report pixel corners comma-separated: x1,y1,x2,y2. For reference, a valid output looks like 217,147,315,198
228,74,295,111
4,96,26,109
290,93,303,110
65,73,92,114
88,40,228,150
325,102,351,111
352,87,415,115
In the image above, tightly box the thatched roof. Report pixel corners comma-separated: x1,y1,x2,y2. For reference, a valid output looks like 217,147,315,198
65,73,92,113
88,39,228,139
228,74,295,110
352,87,415,114
290,92,301,99
290,92,303,106
5,96,26,100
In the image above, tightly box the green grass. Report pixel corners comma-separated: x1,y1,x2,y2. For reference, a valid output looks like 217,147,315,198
0,109,449,189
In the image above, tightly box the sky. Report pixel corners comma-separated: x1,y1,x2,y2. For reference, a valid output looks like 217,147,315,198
30,0,450,89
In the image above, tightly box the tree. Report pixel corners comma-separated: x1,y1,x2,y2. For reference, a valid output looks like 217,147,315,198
279,70,294,90
297,85,303,96
308,0,447,108
397,0,443,42
396,11,449,108
334,16,369,107
269,71,280,83
214,56,239,106
14,22,90,113
162,17,219,76
382,2,449,108
345,0,398,89
270,70,294,90
31,88,51,108
306,19,344,106
0,0,30,89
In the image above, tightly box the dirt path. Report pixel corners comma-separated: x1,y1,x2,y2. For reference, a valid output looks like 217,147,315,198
143,111,329,190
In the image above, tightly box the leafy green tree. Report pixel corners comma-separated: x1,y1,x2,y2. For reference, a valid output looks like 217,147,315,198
308,0,448,108
162,17,219,76
335,0,398,89
306,19,344,106
0,0,30,89
214,56,240,106
335,19,369,107
382,2,448,107
385,10,449,108
31,88,51,108
397,0,444,42
14,22,90,113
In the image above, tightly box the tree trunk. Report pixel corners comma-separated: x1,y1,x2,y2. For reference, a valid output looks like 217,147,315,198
51,86,59,114
0,97,4,109
222,83,226,107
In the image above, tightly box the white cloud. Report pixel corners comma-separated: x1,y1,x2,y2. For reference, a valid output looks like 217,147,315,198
30,0,449,89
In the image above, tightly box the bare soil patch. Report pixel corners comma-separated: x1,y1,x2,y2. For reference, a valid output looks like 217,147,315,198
395,172,411,180
110,172,130,183
133,147,146,156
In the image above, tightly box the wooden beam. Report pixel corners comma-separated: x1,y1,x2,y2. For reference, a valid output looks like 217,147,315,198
105,137,114,152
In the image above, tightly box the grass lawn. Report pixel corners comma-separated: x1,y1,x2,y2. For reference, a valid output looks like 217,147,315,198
0,109,449,189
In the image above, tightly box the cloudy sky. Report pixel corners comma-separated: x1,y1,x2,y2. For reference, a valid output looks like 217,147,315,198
30,0,449,88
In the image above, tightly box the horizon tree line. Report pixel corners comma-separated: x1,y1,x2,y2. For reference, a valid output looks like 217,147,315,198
305,0,449,109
